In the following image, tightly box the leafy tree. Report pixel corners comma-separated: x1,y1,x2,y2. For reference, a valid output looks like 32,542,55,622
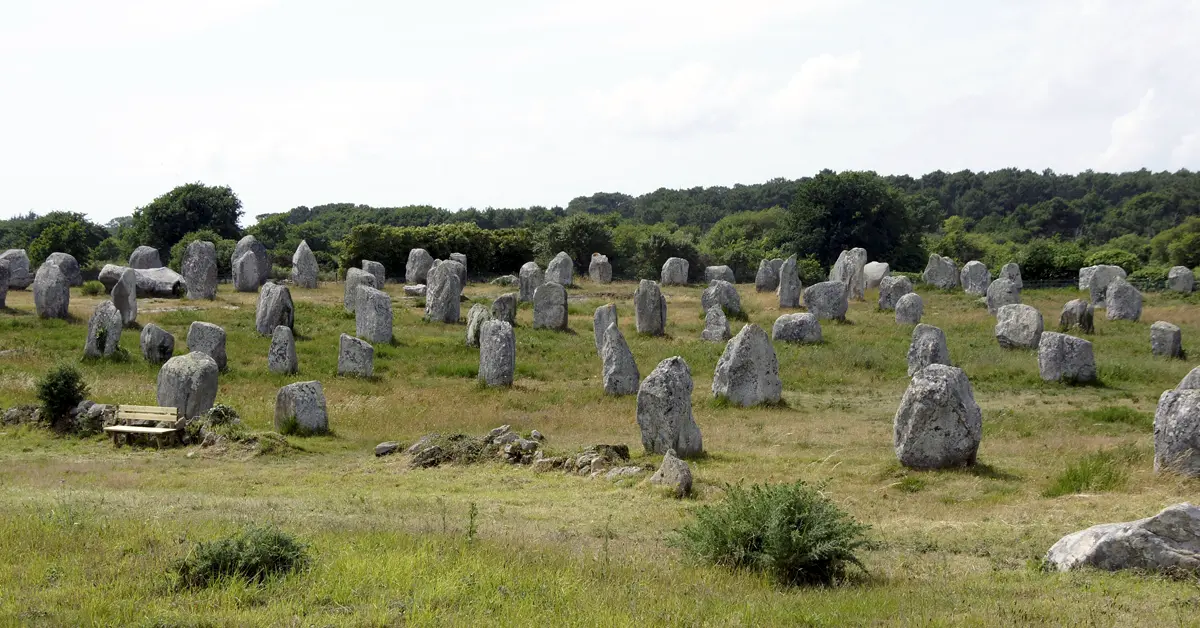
1084,249,1141,274
28,219,94,266
536,213,613,270
133,183,243,252
169,229,238,278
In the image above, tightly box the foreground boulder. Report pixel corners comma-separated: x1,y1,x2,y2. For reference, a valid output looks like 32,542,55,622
187,322,228,371
491,292,517,326
356,286,393,344
755,258,780,292
985,278,1020,315
922,254,959,289
1082,264,1127,306
275,381,328,434
660,257,689,285
1045,503,1200,573
343,267,377,313
532,282,569,330
1059,299,1094,333
907,324,950,376
999,262,1022,290
701,280,741,315
829,248,867,300
712,324,781,407
545,251,574,286
1154,390,1200,477
1168,266,1195,293
254,283,294,336
268,326,298,374
291,240,319,288
601,323,639,395
589,254,612,283
1,249,32,289
84,301,123,359
994,304,1043,350
777,255,801,308
894,364,982,469
803,281,848,321
33,263,69,319
772,313,821,344
960,261,990,296
140,323,175,364
1106,279,1142,321
637,357,702,457
362,260,385,287
479,320,515,387
1151,321,1183,359
518,262,544,302
895,293,924,324
864,261,890,289
465,303,492,347
1038,332,1096,383
406,248,434,284
182,241,218,299
700,306,730,342
633,280,666,336
424,262,462,324
650,449,693,498
704,265,735,284
878,276,912,311
233,235,271,286
45,252,82,286
156,351,219,418
593,304,618,353
338,333,374,377
128,245,161,270
111,267,138,326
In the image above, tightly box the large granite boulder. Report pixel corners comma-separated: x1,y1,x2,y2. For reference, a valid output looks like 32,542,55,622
84,301,123,359
532,282,568,331
829,248,867,300
1038,332,1096,383
1106,279,1142,321
986,278,1021,315
1167,266,1195,293
960,261,990,296
111,267,138,326
275,381,328,434
660,257,689,286
45,252,82,287
156,352,218,418
589,254,612,283
465,303,492,347
187,322,228,371
894,364,982,469
633,280,667,336
601,323,639,395
233,235,270,287
362,260,385,287
896,293,924,325
182,240,218,299
518,262,544,302
704,265,735,284
1045,503,1200,573
878,276,912,311
701,306,730,342
772,313,822,344
712,324,781,407
268,326,298,374
864,261,890,290
1082,264,1127,306
593,304,618,354
701,280,742,315
995,304,1044,350
1155,390,1200,477
254,283,294,336
140,323,175,365
424,262,462,324
112,266,185,298
440,259,467,291
356,286,393,344
405,248,434,284
999,262,1022,290
777,255,801,308
1,249,32,289
922,254,959,289
291,240,319,288
755,259,780,292
1151,321,1183,359
803,281,849,321
128,245,162,270
232,252,261,293
907,324,950,377
1059,299,1094,333
637,356,703,457
491,292,517,326
33,262,70,319
337,333,373,377
545,251,574,287
343,267,378,314
478,320,515,387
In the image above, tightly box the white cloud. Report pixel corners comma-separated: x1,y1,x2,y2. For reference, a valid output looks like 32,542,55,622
768,52,863,120
585,64,765,137
1098,89,1159,170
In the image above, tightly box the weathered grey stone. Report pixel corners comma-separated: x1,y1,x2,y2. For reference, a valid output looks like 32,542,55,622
255,282,294,336
1180,367,1200,391
134,267,186,298
268,325,298,374
0,261,8,307
1045,503,1200,573
356,286,393,344
338,333,374,377
777,255,802,308
1083,264,1127,306
985,278,1021,315
907,324,950,377
405,248,434,284
361,260,386,287
450,253,468,281
701,280,742,315
545,251,574,286
704,265,735,284
375,442,400,457
601,323,639,395
140,323,175,365
650,449,693,498
755,259,779,292
532,282,568,330
896,292,924,324
1038,332,1096,383
593,304,618,353
491,274,517,286
772,313,822,344
232,252,261,293
634,279,667,336
922,254,959,289
878,276,912,311
864,261,890,290
187,322,227,371
424,262,462,323
712,324,781,408
1106,279,1142,321
1059,299,1095,333
33,262,69,319
660,257,689,286
128,246,161,270
1155,390,1200,477
84,301,123,359
182,240,218,299
343,267,378,313
1,249,32,289
275,381,328,434
465,303,492,347
803,281,849,321
994,304,1043,350
479,320,515,387
111,267,137,326
439,259,466,291
1151,321,1183,358
960,261,991,296
403,284,426,297
701,306,730,342
637,356,702,457
233,235,270,286
518,262,544,302
156,351,219,418
894,364,982,469
999,262,1022,290
1168,266,1195,293
45,252,82,286
589,254,612,283
829,248,867,300
291,240,319,288
491,292,517,326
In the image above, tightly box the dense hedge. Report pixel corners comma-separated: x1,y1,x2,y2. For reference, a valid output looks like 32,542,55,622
340,223,534,279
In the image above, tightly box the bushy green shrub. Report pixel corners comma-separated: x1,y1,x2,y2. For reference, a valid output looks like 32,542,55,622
36,364,88,428
671,481,869,585
1019,239,1085,281
1128,265,1169,284
174,525,310,588
340,223,534,278
796,255,826,287
80,281,103,296
536,213,613,272
1085,249,1141,274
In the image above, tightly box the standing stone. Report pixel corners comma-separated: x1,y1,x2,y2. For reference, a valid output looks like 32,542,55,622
701,306,731,342
960,261,991,296
255,283,294,336
337,333,374,377
424,262,462,324
894,364,982,469
589,254,612,283
777,255,802,308
361,260,385,287
439,259,467,291
650,449,693,498
878,276,912,311
601,323,640,395
450,253,468,282
755,259,780,292
268,326,298,374
45,252,82,287
128,245,161,270
465,303,492,347
1038,332,1097,383
545,252,574,287
291,240,319,289
803,281,849,321
111,267,138,326
701,280,742,315
593,304,618,353
33,263,69,319
772,313,822,344
275,381,328,434
343,267,378,314
140,323,175,365
994,304,1044,350
0,262,8,307
233,235,270,286
986,278,1021,315
356,286,393,344
907,324,950,377
829,248,867,301
1045,503,1200,573
660,257,689,286
636,356,703,457
896,293,924,325
864,261,890,290
704,266,735,284
491,292,517,326
156,352,219,419
1059,299,1095,333
712,324,781,407
1167,266,1195,293
1151,321,1183,359
187,321,227,371
518,262,544,302
1182,368,1200,390
182,240,218,300
999,262,1022,291
634,280,667,336
1083,265,1127,307
1106,279,1142,322
84,301,123,359
1,249,32,289
232,252,261,293
532,282,568,331
405,248,434,284
478,320,515,387
1154,390,1200,477
922,254,959,289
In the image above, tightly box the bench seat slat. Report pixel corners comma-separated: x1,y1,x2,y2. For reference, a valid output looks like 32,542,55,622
118,404,177,412
115,413,181,423
103,426,179,435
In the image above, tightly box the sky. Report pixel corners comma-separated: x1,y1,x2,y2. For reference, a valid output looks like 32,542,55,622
1,0,1198,225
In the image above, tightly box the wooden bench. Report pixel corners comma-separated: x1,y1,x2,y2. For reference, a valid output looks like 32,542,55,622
103,405,182,448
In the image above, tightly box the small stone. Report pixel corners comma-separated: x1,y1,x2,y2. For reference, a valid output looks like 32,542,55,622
255,282,294,336
403,284,426,297
275,381,328,435
922,254,959,289
268,326,298,374
895,293,924,325
602,323,640,395
182,240,218,299
140,323,175,365
111,267,138,326
128,245,162,270
355,286,393,344
633,280,667,336
999,262,1022,290
1151,321,1183,358
777,255,802,308
894,364,982,469
660,257,689,286
864,261,890,289
465,303,493,347
878,276,912,311
187,322,227,371
589,254,612,283
491,292,518,326
338,333,374,377
156,351,219,418
344,267,378,314
531,430,544,441
593,304,618,354
704,265,735,284
1,249,32,289
637,357,702,457
1179,367,1200,391
1045,503,1200,573
33,262,69,319
362,260,385,287
755,259,779,292
291,240,319,288
479,320,516,387
1105,279,1142,321
1038,332,1097,384
803,281,849,321
772,313,822,344
605,466,646,481
986,278,1021,315
375,442,400,457
701,280,741,315
1059,299,1094,334
712,324,781,407
406,249,434,284
907,324,950,377
532,282,569,330
650,449,693,497
994,304,1044,350
545,251,574,287
518,262,544,302
960,261,990,296
84,301,123,359
1167,266,1195,293
700,306,730,342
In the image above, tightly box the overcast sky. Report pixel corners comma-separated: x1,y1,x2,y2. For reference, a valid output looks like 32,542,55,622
1,0,1197,224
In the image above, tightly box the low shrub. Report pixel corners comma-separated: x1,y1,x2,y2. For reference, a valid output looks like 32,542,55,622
174,525,310,588
80,281,104,296
36,364,88,429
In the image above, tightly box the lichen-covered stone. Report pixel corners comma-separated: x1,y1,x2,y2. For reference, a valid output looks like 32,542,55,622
405,248,434,284
755,259,779,292
777,255,801,308
878,276,912,311
275,381,328,434
1167,266,1195,293
660,257,689,286
907,324,950,377
994,304,1043,350
1038,332,1096,383
140,323,175,365
128,245,162,270
33,262,69,319
895,293,924,325
589,254,612,283
712,324,781,408
233,235,270,287
772,313,822,344
424,262,462,324
829,248,867,300
356,286,393,344
986,278,1021,315
362,260,385,287
704,265,735,284
255,282,294,336
601,323,639,395
864,261,890,290
45,252,82,286
701,280,741,315
344,267,379,314
545,251,574,286
701,306,730,342
1045,503,1200,573
84,301,123,359
1154,390,1200,477
491,292,517,326
337,333,374,377
111,267,138,326
1150,321,1183,358
894,364,982,469
187,322,227,371
636,357,702,457
268,326,298,374
465,303,492,347
1059,299,1094,333
291,240,319,288
532,282,568,331
593,304,618,354
1105,279,1142,321
803,281,849,321
518,262,544,302
182,240,218,299
156,352,219,418
922,254,959,289
960,261,990,296
634,279,667,336
479,320,515,387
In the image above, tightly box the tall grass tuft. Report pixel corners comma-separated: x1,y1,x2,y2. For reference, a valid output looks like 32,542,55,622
1042,449,1132,497
1079,406,1153,429
174,525,310,589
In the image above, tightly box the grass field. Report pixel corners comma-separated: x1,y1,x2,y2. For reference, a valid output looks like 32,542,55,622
1,277,1199,626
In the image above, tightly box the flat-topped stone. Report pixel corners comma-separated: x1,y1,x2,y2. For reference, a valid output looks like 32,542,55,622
182,240,218,299
275,381,328,434
187,321,227,371
803,281,848,321
634,280,666,336
772,313,822,344
1151,321,1183,358
704,265,735,284
532,282,569,330
1038,332,1096,383
589,254,612,284
337,333,374,377
660,257,689,286
356,286,393,344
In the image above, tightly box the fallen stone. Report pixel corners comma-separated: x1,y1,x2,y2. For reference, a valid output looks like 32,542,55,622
140,323,175,365
403,284,426,297
878,275,912,311
187,322,227,371
1151,321,1183,359
255,282,294,336
479,320,516,387
803,281,849,321
1045,503,1200,573
994,304,1043,350
895,293,924,325
491,275,517,286
182,240,218,299
894,364,982,469
1038,332,1096,384
375,442,400,457
1059,299,1094,334
700,306,730,342
712,324,781,407
772,313,822,344
637,356,702,457
634,280,667,336
907,324,950,377
268,325,298,374
275,381,328,435
156,351,219,418
338,333,374,377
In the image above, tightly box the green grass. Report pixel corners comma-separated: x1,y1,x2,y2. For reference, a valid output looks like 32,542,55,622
1042,449,1135,497
1079,405,1154,429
